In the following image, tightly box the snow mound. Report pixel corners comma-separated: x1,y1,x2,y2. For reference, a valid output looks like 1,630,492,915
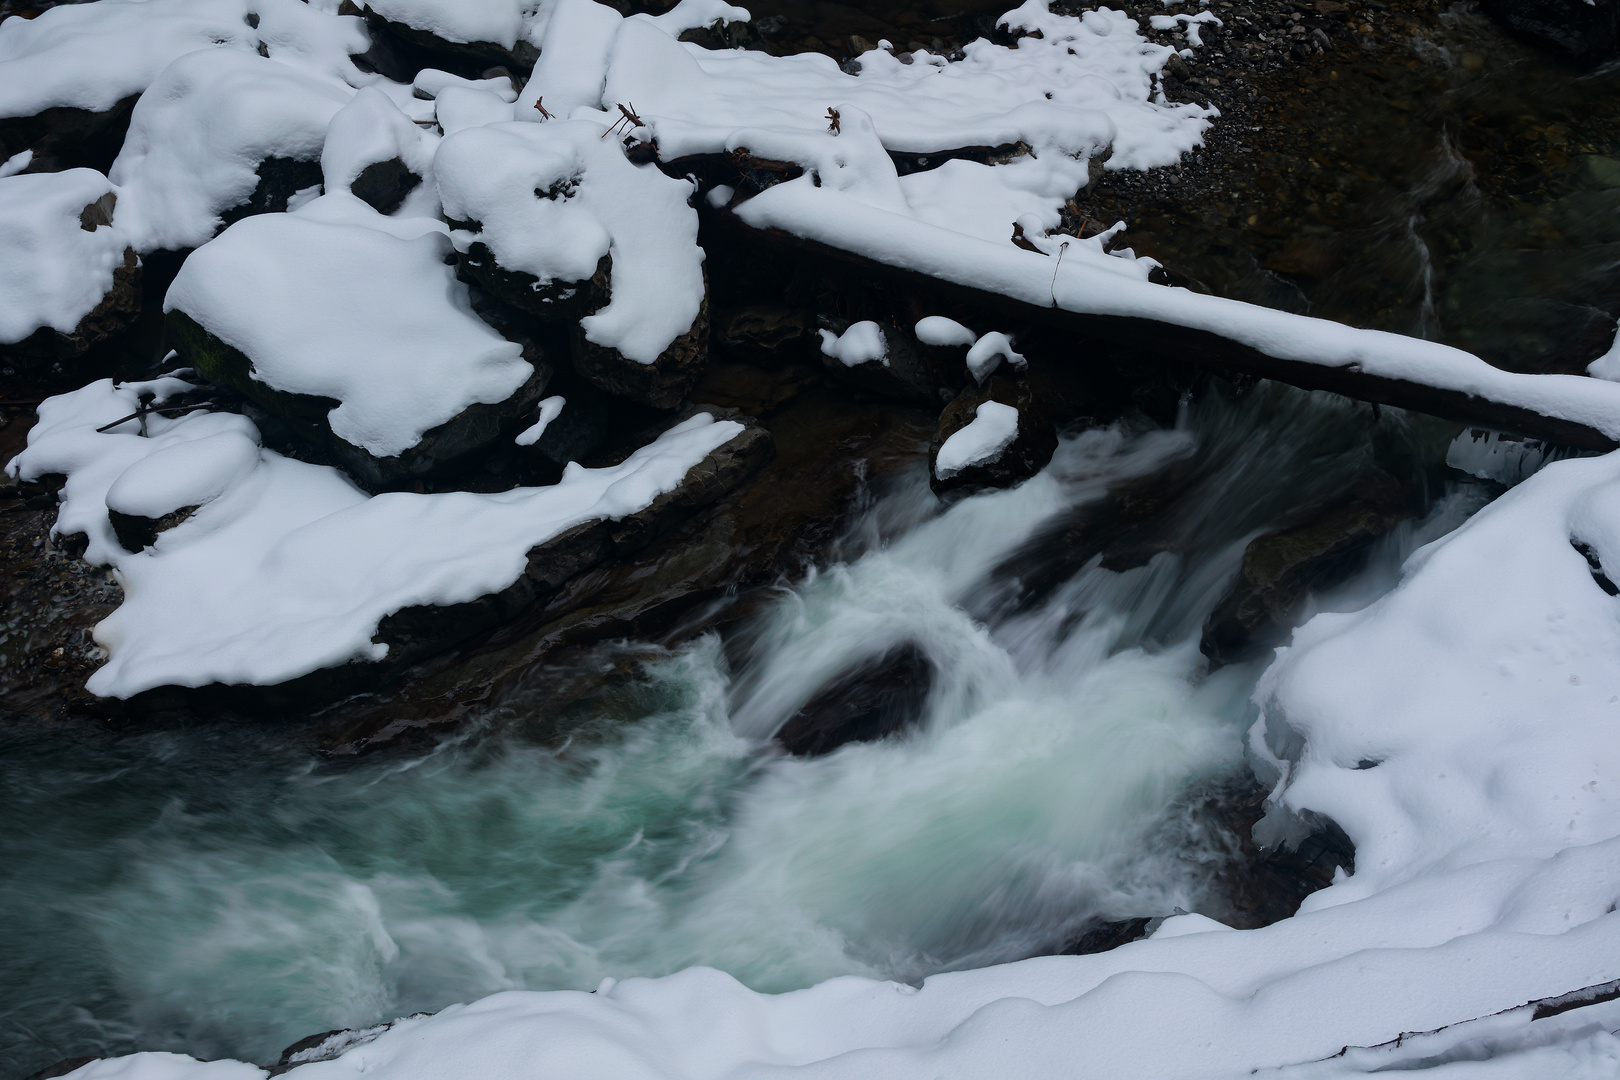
111,49,354,252
935,401,1021,478
320,86,437,199
1256,449,1620,903
365,0,531,49
599,3,1209,166
0,169,127,344
818,321,887,368
8,379,745,697
435,119,705,363
164,206,531,458
0,0,366,120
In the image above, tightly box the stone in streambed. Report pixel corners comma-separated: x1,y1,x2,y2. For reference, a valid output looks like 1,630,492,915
929,373,1059,499
436,120,712,409
0,172,141,374
776,641,935,756
164,208,546,488
1200,474,1413,666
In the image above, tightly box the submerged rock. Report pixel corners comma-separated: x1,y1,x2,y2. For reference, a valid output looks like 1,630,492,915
776,641,935,756
1200,474,1413,666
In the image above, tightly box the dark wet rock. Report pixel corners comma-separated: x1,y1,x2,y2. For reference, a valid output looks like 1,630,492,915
22,1056,98,1080
0,94,137,175
1059,916,1154,955
570,289,712,410
691,360,822,418
712,304,818,366
120,412,773,718
269,1020,406,1075
314,391,930,755
108,504,197,554
218,156,326,229
350,156,421,215
776,641,935,756
340,2,539,82
453,231,611,326
678,18,759,50
0,247,141,372
1482,0,1619,61
1201,474,1412,666
165,309,551,489
929,372,1059,499
817,315,943,408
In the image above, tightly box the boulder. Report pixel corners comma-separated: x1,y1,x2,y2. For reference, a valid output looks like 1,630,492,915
816,317,945,407
0,171,141,374
164,207,545,488
342,2,539,82
0,96,137,175
712,304,818,366
1200,475,1413,666
320,86,436,215
929,373,1059,498
110,50,352,252
436,120,712,408
775,641,935,756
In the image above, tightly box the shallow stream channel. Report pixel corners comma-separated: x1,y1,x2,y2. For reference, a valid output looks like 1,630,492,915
0,0,1613,1075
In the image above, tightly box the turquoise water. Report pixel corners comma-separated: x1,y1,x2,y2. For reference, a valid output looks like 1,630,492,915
0,388,1478,1078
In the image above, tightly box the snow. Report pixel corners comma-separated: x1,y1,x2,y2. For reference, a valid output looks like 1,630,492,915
1254,449,1620,902
320,86,437,199
817,321,887,368
965,331,1026,382
935,401,1021,478
164,204,532,458
913,316,976,348
0,168,127,343
111,49,354,252
516,0,625,120
104,429,262,521
734,176,1620,444
0,0,367,119
514,395,566,447
365,0,529,49
11,0,1620,1074
601,5,1212,167
0,149,32,178
1588,322,1620,382
435,119,706,363
8,379,745,696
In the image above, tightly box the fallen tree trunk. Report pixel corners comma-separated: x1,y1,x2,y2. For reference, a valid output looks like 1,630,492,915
699,205,1620,452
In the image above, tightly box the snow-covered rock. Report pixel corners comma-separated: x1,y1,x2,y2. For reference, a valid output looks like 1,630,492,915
111,49,355,252
164,201,542,485
320,85,437,214
7,378,765,698
930,374,1057,497
0,0,367,171
436,119,710,408
0,169,139,366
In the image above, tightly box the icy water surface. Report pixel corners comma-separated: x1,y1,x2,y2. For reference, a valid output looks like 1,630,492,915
0,388,1489,1076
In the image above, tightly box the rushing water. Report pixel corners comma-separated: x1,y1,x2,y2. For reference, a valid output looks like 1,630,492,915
0,386,1488,1076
